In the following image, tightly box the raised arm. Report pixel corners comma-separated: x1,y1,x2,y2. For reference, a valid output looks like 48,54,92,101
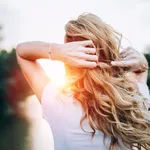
16,41,98,101
111,47,148,83
111,47,149,100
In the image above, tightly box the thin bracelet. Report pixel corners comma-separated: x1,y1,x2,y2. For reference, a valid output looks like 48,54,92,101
48,43,52,60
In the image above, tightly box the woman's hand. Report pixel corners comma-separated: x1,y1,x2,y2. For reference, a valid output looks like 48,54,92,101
51,40,98,68
111,47,148,73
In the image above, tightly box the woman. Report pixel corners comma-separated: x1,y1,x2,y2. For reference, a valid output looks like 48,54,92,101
16,13,150,150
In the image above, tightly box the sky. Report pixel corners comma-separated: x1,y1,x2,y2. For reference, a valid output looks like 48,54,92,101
0,0,150,52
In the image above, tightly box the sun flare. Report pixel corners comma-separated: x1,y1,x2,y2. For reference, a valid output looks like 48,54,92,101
39,59,66,87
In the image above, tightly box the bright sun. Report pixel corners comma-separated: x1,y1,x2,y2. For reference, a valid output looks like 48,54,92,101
39,59,66,87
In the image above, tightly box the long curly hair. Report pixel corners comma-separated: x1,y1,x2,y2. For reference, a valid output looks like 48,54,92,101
64,13,150,150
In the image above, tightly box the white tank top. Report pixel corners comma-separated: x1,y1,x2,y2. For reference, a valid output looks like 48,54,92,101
41,83,132,150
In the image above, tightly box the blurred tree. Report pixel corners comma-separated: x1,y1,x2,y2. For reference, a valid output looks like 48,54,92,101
0,49,33,122
144,45,150,90
0,49,33,150
0,25,3,48
144,53,150,90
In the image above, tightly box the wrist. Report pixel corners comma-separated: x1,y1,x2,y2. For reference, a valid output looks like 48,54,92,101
49,43,63,61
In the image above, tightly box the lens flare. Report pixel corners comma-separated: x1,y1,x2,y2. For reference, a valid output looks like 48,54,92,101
39,59,66,87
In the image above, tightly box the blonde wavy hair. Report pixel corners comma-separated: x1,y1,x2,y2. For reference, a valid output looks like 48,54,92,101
64,13,150,150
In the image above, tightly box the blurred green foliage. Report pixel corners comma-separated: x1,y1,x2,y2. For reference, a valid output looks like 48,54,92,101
0,49,32,123
0,49,32,150
144,53,150,90
0,49,18,124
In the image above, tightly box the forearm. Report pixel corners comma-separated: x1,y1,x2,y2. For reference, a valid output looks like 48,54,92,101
16,41,60,61
16,40,98,68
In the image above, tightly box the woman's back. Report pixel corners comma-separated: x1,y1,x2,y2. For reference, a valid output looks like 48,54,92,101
42,83,130,150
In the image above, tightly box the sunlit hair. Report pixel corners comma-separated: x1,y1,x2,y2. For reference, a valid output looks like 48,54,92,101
64,13,150,150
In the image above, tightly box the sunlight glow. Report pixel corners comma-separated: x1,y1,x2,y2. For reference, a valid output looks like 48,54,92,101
39,59,66,87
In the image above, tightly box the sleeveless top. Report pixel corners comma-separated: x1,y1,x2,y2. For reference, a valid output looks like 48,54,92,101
41,83,139,150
